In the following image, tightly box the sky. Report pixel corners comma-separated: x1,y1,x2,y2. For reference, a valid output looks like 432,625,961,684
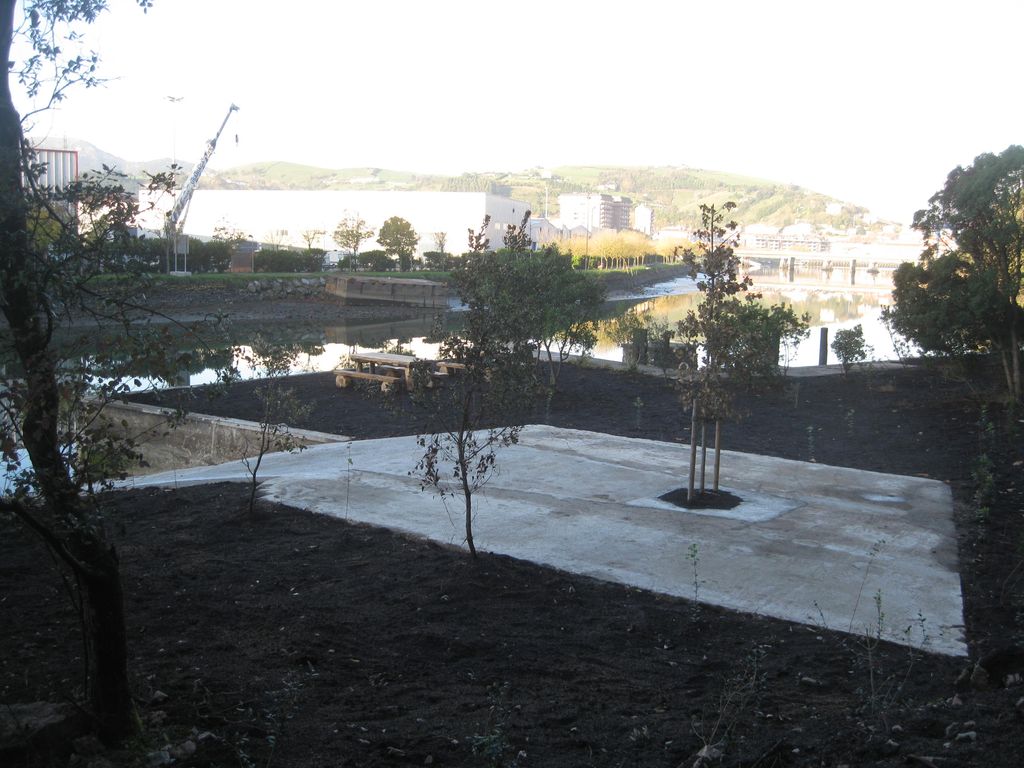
12,0,1024,224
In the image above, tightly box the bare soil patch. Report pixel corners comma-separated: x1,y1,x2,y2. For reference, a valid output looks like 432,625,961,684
4,361,1024,766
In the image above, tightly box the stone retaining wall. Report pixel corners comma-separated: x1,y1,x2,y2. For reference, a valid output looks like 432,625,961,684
242,277,328,300
103,400,347,476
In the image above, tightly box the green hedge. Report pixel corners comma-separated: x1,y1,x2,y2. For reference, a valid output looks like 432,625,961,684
254,249,326,273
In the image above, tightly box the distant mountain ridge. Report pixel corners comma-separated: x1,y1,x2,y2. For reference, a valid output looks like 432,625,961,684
47,140,887,231
30,137,182,183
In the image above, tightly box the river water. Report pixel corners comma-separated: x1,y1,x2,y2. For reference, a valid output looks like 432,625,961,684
172,268,900,388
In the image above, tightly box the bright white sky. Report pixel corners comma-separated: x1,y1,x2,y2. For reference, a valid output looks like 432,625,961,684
14,0,1024,224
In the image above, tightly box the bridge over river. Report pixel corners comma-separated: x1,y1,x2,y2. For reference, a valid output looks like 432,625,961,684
738,245,920,293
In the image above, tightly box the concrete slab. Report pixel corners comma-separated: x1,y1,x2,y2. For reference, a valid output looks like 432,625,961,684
125,425,966,656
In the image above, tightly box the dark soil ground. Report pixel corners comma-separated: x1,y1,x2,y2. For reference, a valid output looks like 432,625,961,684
4,361,1024,767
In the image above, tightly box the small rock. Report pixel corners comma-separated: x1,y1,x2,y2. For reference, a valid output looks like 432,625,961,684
146,750,173,767
1016,696,1024,711
73,735,105,756
0,701,90,760
963,720,976,729
949,694,964,707
954,731,977,743
424,756,434,765
944,722,960,738
695,743,723,762
147,710,168,726
799,676,822,687
149,690,169,705
169,739,196,759
890,724,903,734
970,664,992,691
196,731,216,741
880,738,900,755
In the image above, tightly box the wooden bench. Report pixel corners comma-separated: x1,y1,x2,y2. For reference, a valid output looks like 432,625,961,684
334,369,405,393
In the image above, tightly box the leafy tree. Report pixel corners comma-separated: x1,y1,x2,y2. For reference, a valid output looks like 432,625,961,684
511,250,604,385
0,0,225,743
358,248,394,272
409,221,536,558
590,229,652,269
333,214,375,268
884,252,1009,364
422,250,447,270
675,203,806,500
910,146,1024,399
377,215,419,272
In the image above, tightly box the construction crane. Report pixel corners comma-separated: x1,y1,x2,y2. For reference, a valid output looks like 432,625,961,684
164,103,239,273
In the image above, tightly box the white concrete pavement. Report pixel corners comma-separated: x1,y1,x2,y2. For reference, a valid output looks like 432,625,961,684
125,425,966,656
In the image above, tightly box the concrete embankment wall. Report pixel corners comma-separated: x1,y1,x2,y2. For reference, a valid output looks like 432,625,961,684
103,401,348,476
325,275,449,308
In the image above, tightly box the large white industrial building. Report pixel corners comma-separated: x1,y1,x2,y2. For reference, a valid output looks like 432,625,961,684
137,189,531,256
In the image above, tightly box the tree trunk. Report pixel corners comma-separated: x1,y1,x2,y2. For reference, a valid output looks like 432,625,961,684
457,437,477,558
1,6,137,741
1010,322,1021,401
462,474,476,559
77,542,138,741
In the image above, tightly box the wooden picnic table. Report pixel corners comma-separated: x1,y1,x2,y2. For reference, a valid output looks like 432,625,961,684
335,352,455,392
347,351,418,374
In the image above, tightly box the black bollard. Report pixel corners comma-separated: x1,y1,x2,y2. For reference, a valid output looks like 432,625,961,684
818,327,828,366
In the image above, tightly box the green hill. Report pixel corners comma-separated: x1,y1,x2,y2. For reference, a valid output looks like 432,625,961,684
203,162,879,231
59,138,883,231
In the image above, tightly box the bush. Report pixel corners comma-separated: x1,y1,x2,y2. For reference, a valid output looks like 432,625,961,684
254,248,326,273
187,238,232,273
831,324,871,375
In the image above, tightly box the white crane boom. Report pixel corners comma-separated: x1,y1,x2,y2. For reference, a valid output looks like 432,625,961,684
164,103,239,269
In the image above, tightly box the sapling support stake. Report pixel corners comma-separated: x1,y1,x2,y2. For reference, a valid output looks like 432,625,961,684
700,420,708,494
688,397,699,501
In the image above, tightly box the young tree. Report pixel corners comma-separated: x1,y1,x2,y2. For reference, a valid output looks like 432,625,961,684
410,221,535,558
333,214,375,267
831,324,871,376
239,337,316,514
300,227,325,251
675,203,805,500
502,210,532,254
377,215,419,272
432,230,447,256
907,146,1024,399
0,0,228,742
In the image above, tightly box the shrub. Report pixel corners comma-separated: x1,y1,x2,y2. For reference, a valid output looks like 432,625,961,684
254,248,325,273
831,324,871,375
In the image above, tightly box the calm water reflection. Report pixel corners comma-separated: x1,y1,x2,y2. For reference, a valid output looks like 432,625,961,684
176,269,901,387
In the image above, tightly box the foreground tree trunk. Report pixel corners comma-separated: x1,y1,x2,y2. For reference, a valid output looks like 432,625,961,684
0,0,137,741
78,543,137,741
